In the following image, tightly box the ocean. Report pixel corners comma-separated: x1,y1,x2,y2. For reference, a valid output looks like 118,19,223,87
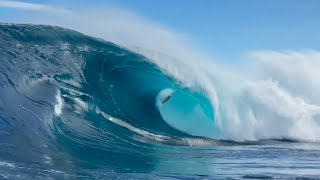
0,23,320,179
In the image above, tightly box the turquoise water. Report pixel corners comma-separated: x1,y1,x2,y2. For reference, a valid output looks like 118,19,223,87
0,23,320,179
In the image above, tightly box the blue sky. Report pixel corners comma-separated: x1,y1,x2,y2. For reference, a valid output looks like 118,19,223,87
1,0,319,59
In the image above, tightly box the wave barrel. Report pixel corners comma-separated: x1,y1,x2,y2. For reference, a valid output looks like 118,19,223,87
156,88,219,138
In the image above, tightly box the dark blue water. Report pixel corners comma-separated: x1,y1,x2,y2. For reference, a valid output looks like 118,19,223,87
0,23,320,179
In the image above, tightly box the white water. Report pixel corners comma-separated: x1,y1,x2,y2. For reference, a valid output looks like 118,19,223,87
145,50,320,142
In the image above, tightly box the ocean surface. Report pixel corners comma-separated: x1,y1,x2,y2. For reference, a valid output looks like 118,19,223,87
0,23,320,179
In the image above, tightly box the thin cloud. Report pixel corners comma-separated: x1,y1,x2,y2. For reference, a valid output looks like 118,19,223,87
0,0,69,13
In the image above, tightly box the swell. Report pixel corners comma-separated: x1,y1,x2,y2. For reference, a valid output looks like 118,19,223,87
1,22,319,149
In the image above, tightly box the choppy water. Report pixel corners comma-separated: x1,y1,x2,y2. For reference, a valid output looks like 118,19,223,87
1,23,320,179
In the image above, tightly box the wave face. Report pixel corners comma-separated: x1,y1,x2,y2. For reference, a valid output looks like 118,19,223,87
0,23,224,174
1,23,320,178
